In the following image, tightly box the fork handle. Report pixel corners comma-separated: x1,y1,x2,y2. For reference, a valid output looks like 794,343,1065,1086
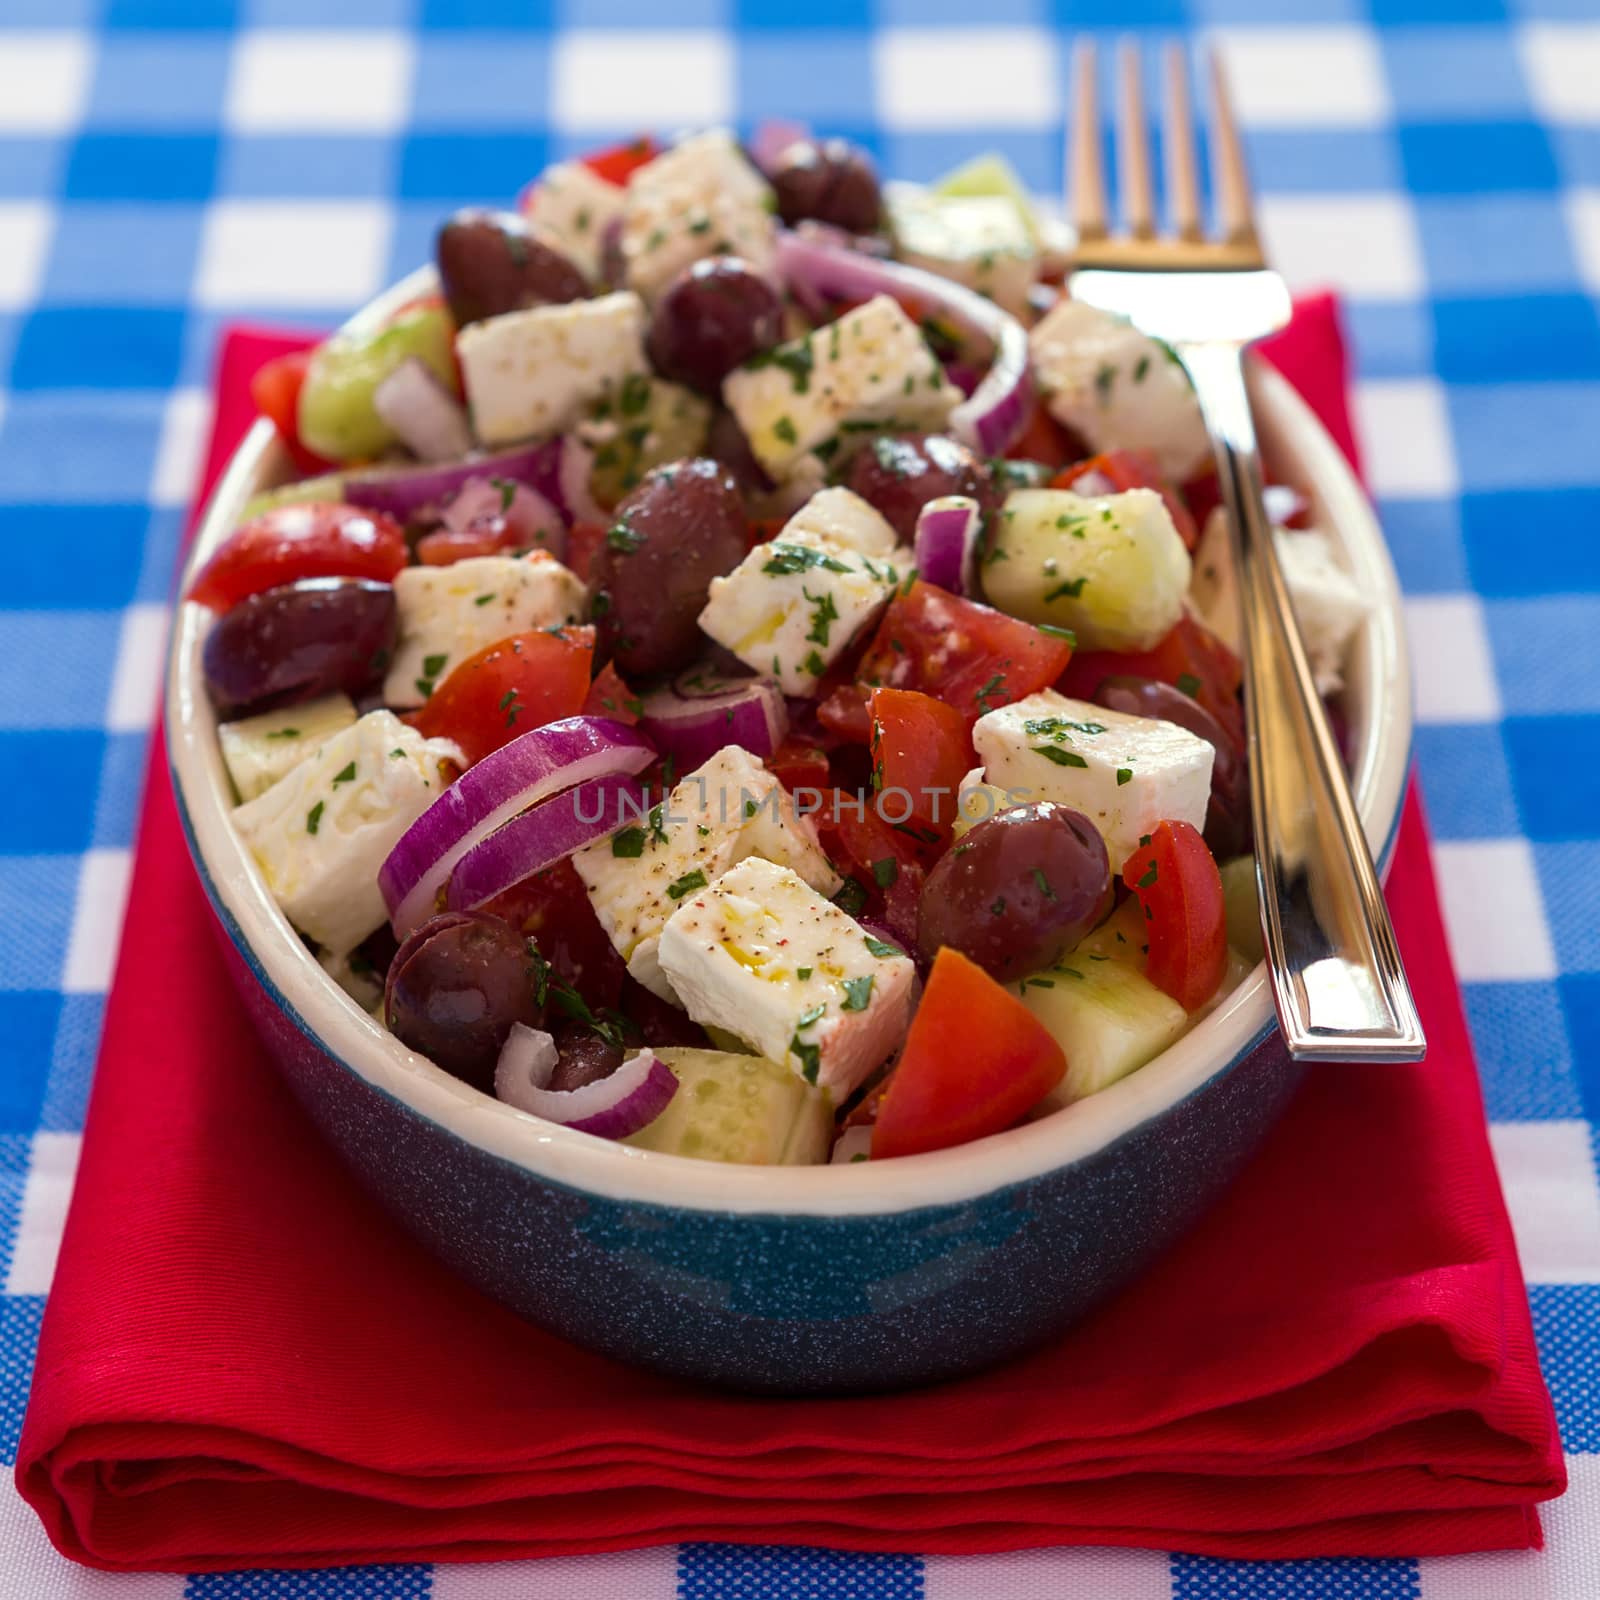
1178,342,1426,1062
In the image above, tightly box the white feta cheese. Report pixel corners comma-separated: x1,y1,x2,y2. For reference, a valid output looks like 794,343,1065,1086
1029,297,1210,483
973,690,1214,871
723,294,961,479
698,498,909,696
657,856,916,1099
885,182,1038,318
456,291,648,447
520,160,625,284
780,484,899,557
383,552,587,710
620,129,777,303
232,711,464,956
218,693,357,804
571,745,841,1000
1190,508,1369,694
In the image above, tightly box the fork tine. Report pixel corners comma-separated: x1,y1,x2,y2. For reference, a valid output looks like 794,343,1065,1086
1162,42,1203,242
1205,46,1257,246
1115,39,1155,239
1069,40,1107,242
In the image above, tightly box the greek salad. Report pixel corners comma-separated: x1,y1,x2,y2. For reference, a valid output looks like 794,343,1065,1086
191,128,1371,1167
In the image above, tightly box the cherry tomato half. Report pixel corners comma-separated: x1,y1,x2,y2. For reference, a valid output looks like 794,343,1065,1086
1121,819,1228,1011
250,350,332,476
1051,448,1199,551
868,687,972,839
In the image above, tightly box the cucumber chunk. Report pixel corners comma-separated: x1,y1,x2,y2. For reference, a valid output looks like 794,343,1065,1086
219,693,358,803
238,472,346,524
1019,953,1187,1106
1219,855,1265,964
930,152,1040,244
297,303,458,464
1072,894,1149,963
580,376,710,510
983,486,1191,651
624,1048,833,1166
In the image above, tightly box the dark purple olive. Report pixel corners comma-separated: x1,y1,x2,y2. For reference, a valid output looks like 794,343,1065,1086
203,577,396,719
770,139,882,234
647,256,784,395
590,457,749,676
843,432,1000,543
548,1023,625,1093
1091,676,1250,859
705,407,772,501
385,912,543,1092
435,208,587,327
917,803,1113,982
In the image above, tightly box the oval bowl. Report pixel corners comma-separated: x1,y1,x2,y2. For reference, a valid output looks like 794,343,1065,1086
167,266,1412,1393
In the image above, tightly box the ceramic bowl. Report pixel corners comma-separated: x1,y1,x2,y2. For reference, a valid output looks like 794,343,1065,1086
166,268,1412,1393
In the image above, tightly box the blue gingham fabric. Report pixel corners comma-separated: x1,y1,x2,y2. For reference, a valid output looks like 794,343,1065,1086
1,0,1598,1594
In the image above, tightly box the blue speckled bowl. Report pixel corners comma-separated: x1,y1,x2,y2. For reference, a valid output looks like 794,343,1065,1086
166,269,1412,1393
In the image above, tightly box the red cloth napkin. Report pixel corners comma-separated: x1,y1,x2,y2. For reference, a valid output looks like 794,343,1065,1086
15,296,1566,1571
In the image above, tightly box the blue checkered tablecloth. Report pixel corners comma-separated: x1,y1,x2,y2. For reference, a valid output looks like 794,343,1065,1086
2,0,1598,1594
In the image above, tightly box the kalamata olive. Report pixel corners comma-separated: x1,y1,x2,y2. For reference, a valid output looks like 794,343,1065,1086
202,577,397,719
647,257,784,394
435,208,587,327
770,139,882,234
705,407,772,501
843,433,1000,543
917,803,1113,982
590,458,748,676
1091,676,1250,859
385,912,542,1092
548,1023,625,1093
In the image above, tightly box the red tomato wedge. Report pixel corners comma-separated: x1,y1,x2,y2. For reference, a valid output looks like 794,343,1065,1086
187,501,408,611
868,687,972,839
769,737,832,795
250,350,331,475
581,135,660,186
817,797,928,949
871,948,1067,1159
564,521,607,584
1057,612,1244,751
478,857,625,1011
1051,448,1199,551
409,627,595,766
1004,400,1087,470
1121,820,1228,1010
855,581,1075,731
582,659,641,724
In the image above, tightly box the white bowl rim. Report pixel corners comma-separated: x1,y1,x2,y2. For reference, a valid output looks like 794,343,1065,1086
166,266,1413,1220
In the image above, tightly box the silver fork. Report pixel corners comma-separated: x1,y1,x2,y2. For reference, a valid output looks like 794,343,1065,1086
1067,39,1425,1062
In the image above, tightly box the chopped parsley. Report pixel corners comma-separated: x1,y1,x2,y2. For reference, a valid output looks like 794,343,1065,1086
763,543,851,576
872,857,898,889
803,648,826,677
1036,623,1077,644
1176,673,1202,698
862,934,899,959
773,415,798,446
473,592,496,607
804,587,839,646
1133,354,1151,383
744,339,815,394
331,761,357,787
666,868,708,900
1116,767,1133,786
489,476,516,513
422,652,449,679
840,975,874,1012
611,826,646,858
606,520,646,553
1033,746,1089,768
1093,362,1116,403
265,727,300,740
990,896,1007,916
791,1035,821,1084
797,966,813,980
305,800,324,835
975,672,1007,713
834,878,869,916
1137,861,1159,888
647,803,669,846
1024,716,1105,738
501,687,523,727
1031,867,1055,900
389,747,405,758
1044,576,1088,601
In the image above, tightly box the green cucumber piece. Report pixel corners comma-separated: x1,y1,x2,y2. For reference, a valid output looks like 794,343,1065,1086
1219,855,1265,964
931,152,1039,243
1072,894,1149,963
238,472,346,523
584,377,710,509
297,303,458,464
218,692,358,803
624,1048,832,1166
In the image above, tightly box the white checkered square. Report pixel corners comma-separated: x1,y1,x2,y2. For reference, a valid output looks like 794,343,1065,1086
1433,839,1556,983
1258,194,1424,301
0,203,53,312
195,200,391,308
105,602,170,735
1564,189,1600,296
1404,596,1502,725
1353,378,1460,498
6,1133,81,1296
874,28,1059,129
0,31,91,134
1518,24,1600,127
226,29,415,134
550,31,733,131
1490,1121,1600,1284
1210,27,1389,127
924,1547,1173,1599
149,387,211,510
430,1550,679,1599
0,1476,180,1599
61,847,132,995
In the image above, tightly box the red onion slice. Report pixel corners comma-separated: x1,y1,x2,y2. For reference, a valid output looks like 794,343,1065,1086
379,715,655,939
558,435,608,527
447,769,647,913
344,438,570,525
495,1027,677,1139
913,495,982,597
373,358,473,463
771,230,1033,457
638,670,787,771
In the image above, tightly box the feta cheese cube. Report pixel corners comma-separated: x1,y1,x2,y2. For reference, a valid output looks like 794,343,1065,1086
722,294,961,479
232,711,464,956
698,495,909,696
219,693,357,803
571,745,841,1000
620,129,777,303
885,182,1038,318
972,689,1214,871
456,291,648,447
383,552,586,710
521,160,625,284
1029,297,1209,483
657,856,916,1098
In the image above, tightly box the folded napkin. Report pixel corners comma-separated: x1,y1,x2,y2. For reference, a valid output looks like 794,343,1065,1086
15,297,1565,1571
